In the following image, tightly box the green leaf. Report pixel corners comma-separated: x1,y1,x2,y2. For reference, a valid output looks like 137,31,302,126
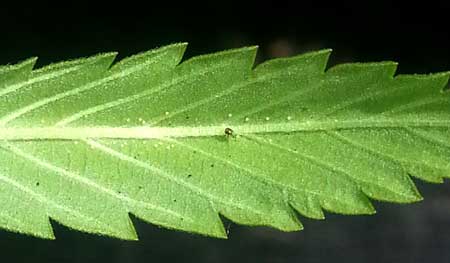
0,43,449,240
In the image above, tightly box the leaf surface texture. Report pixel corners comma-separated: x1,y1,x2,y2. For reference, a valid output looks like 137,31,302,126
0,43,449,239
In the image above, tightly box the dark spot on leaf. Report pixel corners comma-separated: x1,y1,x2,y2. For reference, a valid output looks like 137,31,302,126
228,155,232,158
180,218,184,221
187,174,192,178
138,186,143,190
185,116,190,120
210,164,215,168
173,199,177,202
118,191,122,194
225,127,234,136
193,150,197,154
36,182,40,186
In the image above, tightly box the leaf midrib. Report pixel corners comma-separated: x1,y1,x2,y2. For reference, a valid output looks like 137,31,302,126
0,119,449,140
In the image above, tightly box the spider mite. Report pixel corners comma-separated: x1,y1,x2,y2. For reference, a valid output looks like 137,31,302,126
224,127,235,138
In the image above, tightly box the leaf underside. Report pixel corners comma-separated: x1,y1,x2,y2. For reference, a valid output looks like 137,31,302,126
0,43,449,240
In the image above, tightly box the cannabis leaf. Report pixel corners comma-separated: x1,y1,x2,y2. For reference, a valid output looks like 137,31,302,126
0,43,449,240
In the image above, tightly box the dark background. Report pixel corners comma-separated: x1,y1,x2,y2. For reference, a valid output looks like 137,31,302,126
1,1,449,262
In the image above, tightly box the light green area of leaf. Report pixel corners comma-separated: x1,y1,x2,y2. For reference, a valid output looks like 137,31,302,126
0,43,449,240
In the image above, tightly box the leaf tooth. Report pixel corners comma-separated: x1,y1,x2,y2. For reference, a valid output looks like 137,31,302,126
0,141,190,239
110,42,187,72
327,61,398,80
181,45,258,68
395,71,450,92
0,56,37,73
80,139,228,239
289,195,325,220
319,190,376,215
0,53,118,126
0,56,37,74
0,164,140,240
176,45,257,81
249,134,377,215
403,162,447,183
325,131,424,203
217,204,303,233
51,215,139,241
51,46,194,127
0,52,115,104
31,52,116,75
166,138,303,232
254,49,331,75
0,213,55,240
0,205,55,240
0,57,37,90
86,138,303,234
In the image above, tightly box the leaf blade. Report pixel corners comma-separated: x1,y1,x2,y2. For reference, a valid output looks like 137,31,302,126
0,44,449,239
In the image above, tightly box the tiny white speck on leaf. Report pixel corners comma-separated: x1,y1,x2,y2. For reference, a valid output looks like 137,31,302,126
165,111,170,115
126,118,130,122
228,113,233,118
265,117,270,121
287,116,292,121
245,117,250,122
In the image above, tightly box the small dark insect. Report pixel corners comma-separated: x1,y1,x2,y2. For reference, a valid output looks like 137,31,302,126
224,127,234,137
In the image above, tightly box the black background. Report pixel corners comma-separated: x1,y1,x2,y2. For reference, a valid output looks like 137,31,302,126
1,1,449,262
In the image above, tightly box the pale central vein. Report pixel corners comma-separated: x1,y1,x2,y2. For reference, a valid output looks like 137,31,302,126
0,119,449,140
